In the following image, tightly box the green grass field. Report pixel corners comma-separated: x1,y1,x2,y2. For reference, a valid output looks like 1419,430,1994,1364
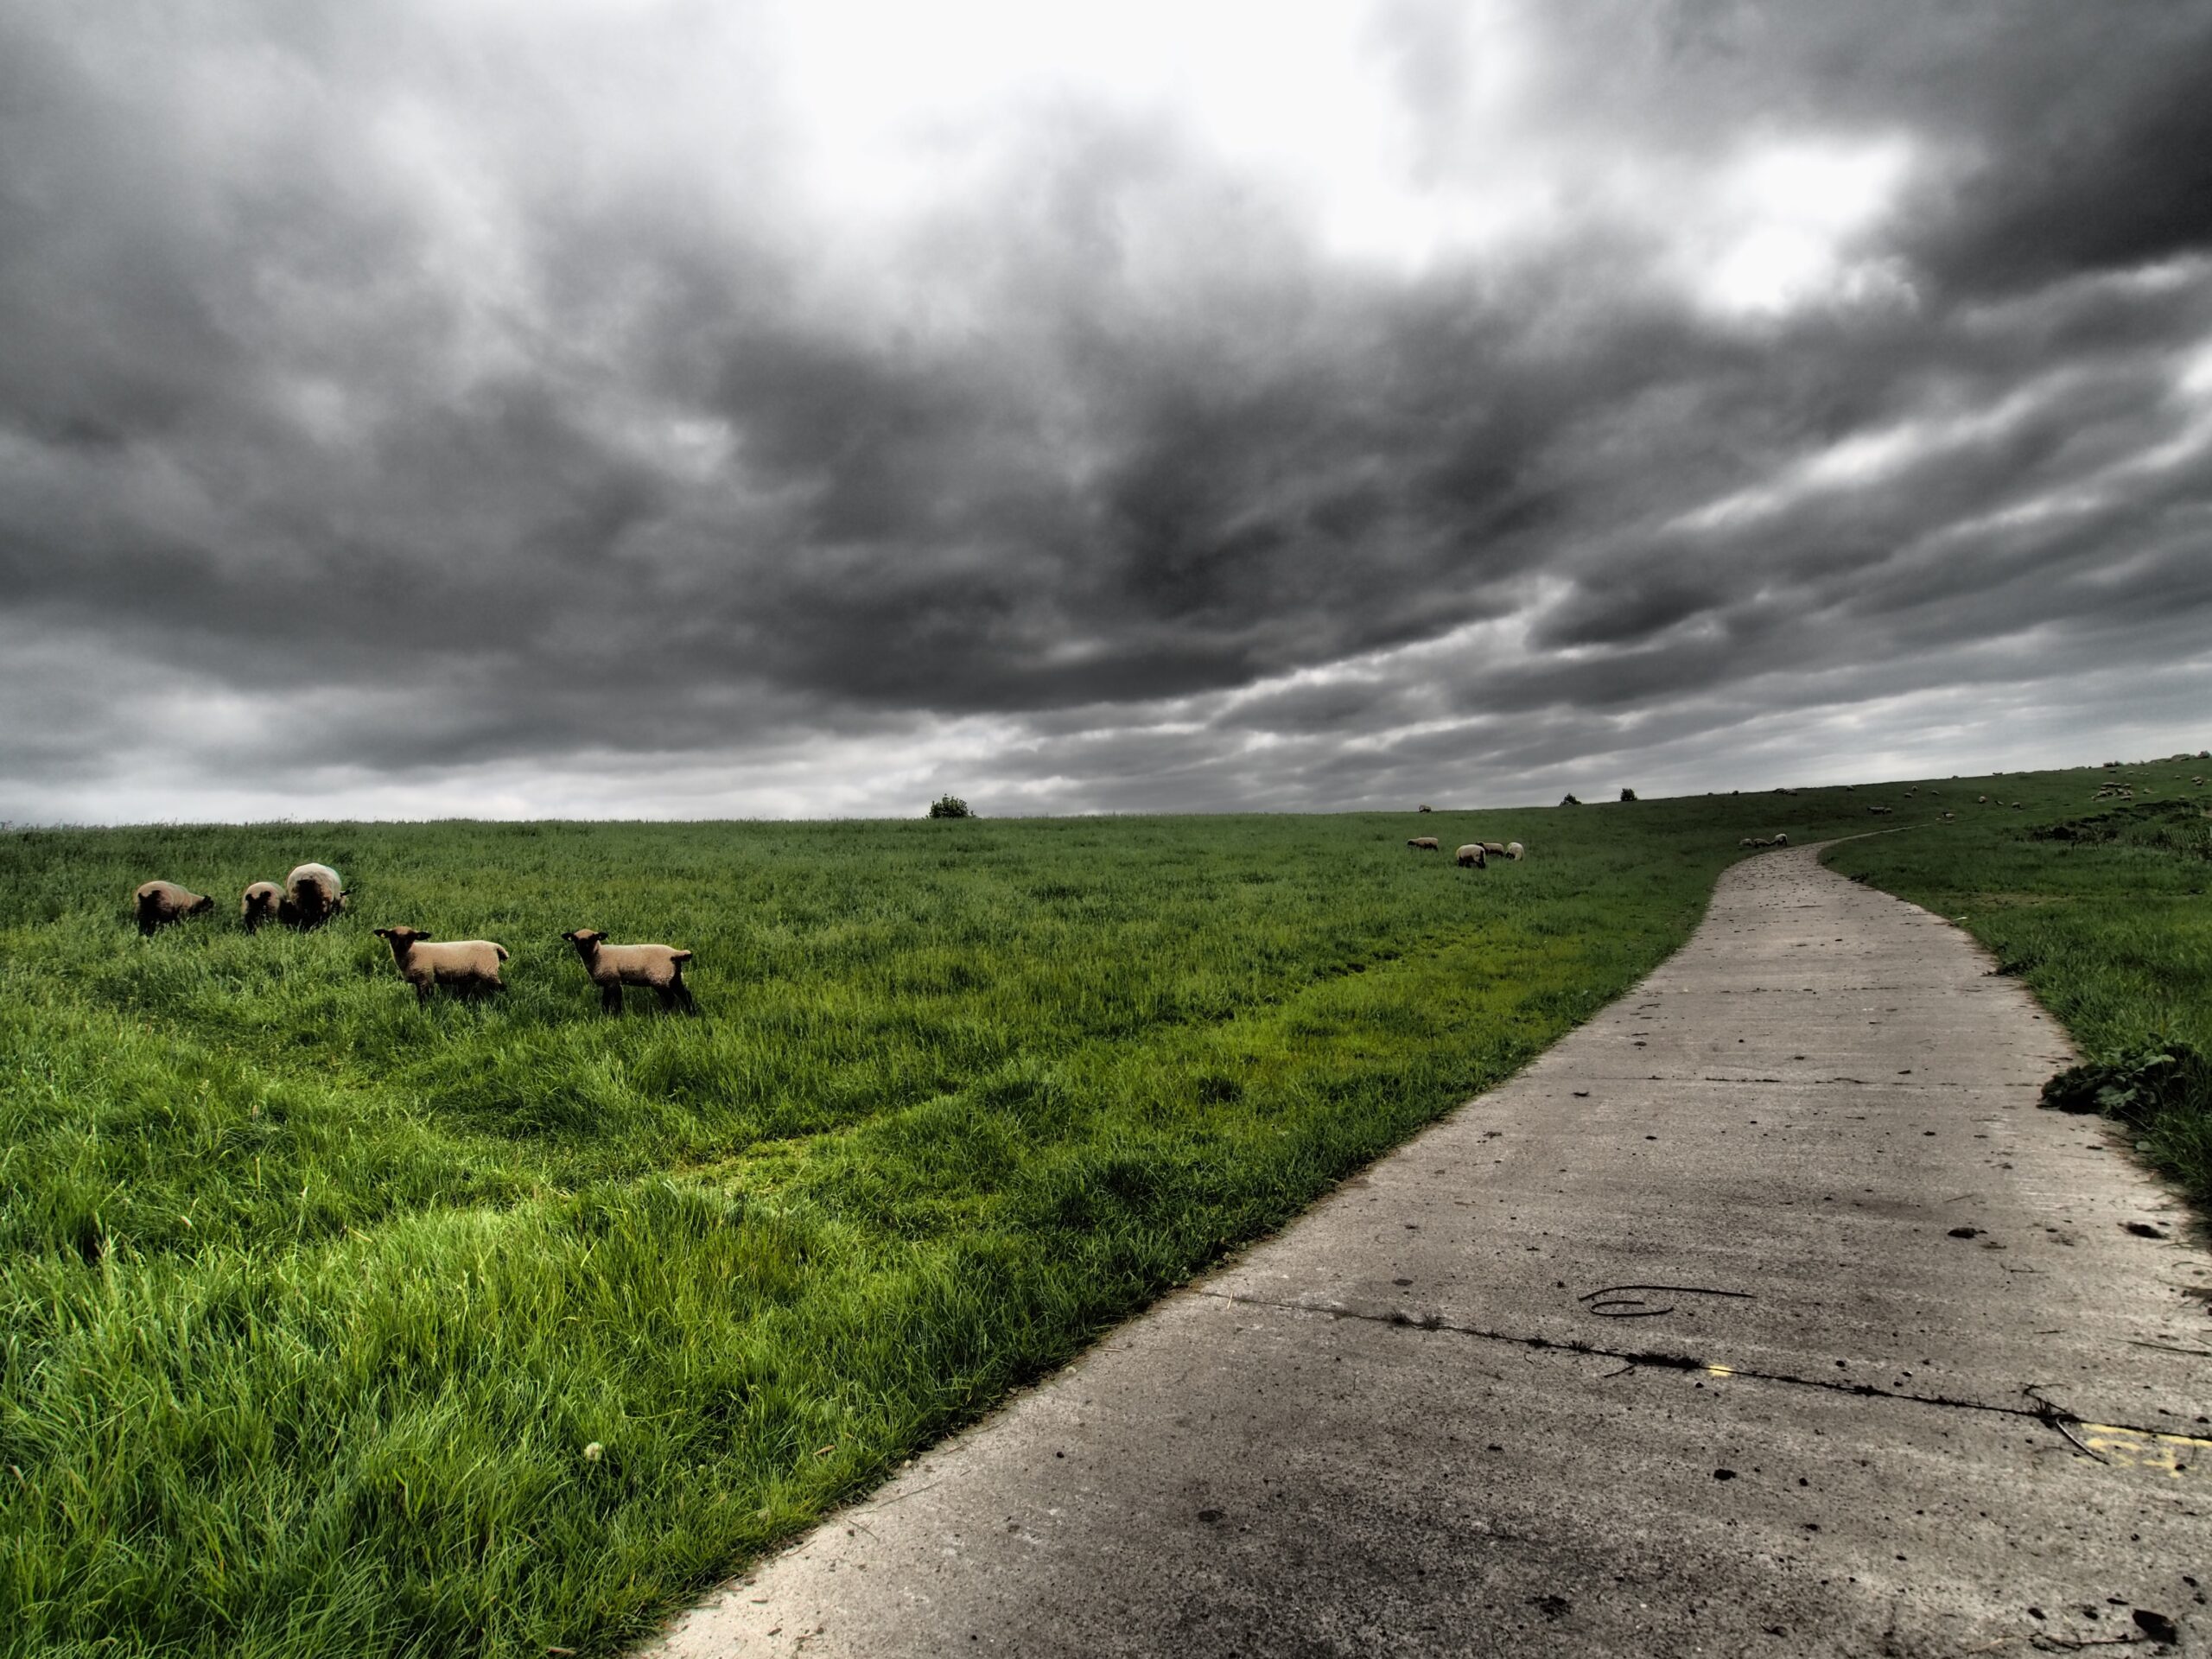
2,772,2203,1657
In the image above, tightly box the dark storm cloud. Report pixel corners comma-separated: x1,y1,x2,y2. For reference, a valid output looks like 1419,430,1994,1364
1,0,2209,820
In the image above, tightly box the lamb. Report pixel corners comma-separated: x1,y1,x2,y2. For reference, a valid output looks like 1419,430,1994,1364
240,881,285,932
561,929,696,1014
1407,837,1440,851
283,862,346,929
1455,844,1486,868
374,926,508,1002
134,880,213,935
1504,842,1524,861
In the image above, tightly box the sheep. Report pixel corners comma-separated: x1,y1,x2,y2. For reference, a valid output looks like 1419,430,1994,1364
1480,842,1508,857
1504,842,1524,861
1417,804,1433,813
1407,836,1440,851
1454,844,1486,868
561,929,696,1014
1771,832,1789,846
1738,837,1758,849
134,880,213,935
1867,805,1893,816
283,862,346,929
373,926,507,1003
240,881,285,932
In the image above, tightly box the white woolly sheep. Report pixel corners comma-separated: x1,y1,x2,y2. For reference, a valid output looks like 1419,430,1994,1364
240,881,285,932
1417,804,1433,813
134,880,213,935
1504,842,1524,861
1771,832,1789,846
283,862,346,929
1454,844,1486,868
1407,836,1440,851
1480,842,1508,857
374,925,508,1002
561,929,696,1014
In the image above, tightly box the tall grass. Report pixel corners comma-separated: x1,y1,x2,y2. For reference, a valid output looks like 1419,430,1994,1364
0,789,2088,1656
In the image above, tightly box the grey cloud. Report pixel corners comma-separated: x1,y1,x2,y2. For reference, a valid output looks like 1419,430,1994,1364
1,0,2209,819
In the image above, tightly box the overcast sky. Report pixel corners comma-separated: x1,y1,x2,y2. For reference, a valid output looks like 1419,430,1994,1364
3,0,2209,822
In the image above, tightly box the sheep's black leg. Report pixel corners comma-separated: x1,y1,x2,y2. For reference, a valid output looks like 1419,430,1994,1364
415,982,430,1005
654,983,677,1011
601,982,623,1015
672,976,699,1015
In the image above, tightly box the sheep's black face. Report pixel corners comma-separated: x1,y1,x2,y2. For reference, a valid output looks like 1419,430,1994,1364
563,929,604,949
192,896,214,914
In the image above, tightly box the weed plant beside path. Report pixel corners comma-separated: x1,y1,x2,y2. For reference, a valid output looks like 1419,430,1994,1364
1826,760,2212,1209
0,793,1999,1657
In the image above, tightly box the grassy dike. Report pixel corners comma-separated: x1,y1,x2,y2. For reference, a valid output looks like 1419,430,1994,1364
0,780,2171,1657
1826,757,2212,1208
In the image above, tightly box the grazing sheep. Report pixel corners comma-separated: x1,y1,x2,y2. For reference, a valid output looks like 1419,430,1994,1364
1454,844,1486,868
1738,837,1758,849
374,926,507,1003
283,862,346,929
1407,836,1440,851
133,880,213,935
240,881,285,932
1504,842,1524,861
560,928,696,1014
1480,842,1508,857
1417,804,1433,813
1867,805,1893,816
1771,832,1789,846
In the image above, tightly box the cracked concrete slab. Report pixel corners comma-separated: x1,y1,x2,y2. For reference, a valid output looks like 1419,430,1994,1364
647,846,2212,1657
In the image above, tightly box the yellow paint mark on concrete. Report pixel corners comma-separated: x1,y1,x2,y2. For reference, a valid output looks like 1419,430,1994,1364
1704,1365,1737,1377
2080,1424,2209,1477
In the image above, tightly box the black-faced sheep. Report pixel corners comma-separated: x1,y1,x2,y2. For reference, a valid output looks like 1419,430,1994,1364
1417,804,1433,813
1407,837,1440,851
374,926,507,1003
134,880,213,935
1454,844,1486,868
1480,842,1507,857
1771,832,1789,846
560,929,696,1014
1505,842,1525,861
283,863,346,929
241,881,285,932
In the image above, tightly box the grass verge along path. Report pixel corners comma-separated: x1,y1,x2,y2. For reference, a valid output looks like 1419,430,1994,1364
1826,757,2212,1210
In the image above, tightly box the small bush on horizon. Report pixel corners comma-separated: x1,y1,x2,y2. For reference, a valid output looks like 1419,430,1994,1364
927,793,973,818
1619,787,1638,803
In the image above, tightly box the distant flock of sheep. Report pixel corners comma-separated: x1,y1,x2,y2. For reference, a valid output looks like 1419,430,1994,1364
1404,836,1524,868
130,864,696,1012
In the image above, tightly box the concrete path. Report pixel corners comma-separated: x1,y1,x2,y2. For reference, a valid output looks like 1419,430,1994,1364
652,845,2212,1657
